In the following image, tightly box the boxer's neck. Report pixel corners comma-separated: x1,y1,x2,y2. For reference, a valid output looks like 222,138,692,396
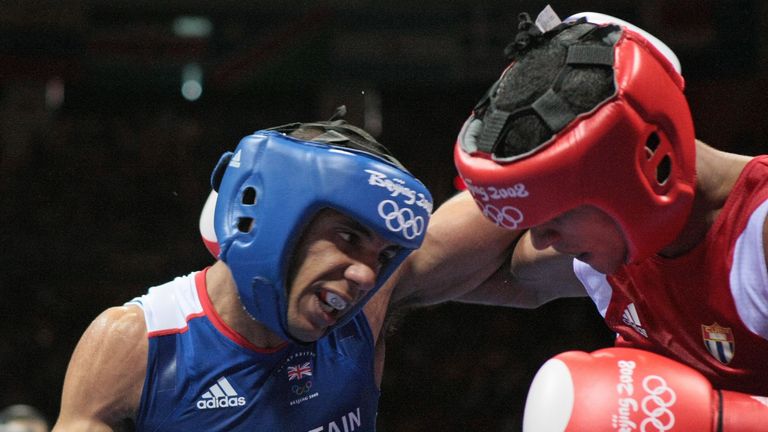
205,261,287,349
657,139,753,258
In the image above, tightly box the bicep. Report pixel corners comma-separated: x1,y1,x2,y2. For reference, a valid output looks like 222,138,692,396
55,306,148,431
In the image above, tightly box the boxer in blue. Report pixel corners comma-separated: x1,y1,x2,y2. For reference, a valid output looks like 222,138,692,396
53,116,447,431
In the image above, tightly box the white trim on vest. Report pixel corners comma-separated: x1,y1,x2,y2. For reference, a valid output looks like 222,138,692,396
731,199,768,341
572,259,612,318
126,272,203,333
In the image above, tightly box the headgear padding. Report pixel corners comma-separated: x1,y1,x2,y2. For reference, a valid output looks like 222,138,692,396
212,129,432,342
455,14,695,263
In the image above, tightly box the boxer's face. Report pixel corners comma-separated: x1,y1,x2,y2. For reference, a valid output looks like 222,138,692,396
529,205,628,274
285,209,399,342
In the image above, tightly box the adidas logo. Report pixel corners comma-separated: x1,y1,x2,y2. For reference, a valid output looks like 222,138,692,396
196,377,247,410
229,150,242,168
621,303,648,338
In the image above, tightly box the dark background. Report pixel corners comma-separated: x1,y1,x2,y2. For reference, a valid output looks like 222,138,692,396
1,1,767,430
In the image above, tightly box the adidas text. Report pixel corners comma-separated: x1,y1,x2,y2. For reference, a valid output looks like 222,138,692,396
197,396,246,410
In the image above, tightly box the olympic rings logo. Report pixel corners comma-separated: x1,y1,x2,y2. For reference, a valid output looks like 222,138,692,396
481,203,524,229
378,200,425,240
639,375,676,432
292,380,313,396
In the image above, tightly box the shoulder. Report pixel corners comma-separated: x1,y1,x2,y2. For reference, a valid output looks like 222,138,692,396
55,305,148,430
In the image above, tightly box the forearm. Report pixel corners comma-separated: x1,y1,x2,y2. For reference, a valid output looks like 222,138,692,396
387,190,524,307
453,264,561,308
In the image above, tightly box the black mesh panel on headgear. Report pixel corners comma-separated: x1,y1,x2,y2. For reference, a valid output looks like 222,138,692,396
470,20,618,161
266,112,407,171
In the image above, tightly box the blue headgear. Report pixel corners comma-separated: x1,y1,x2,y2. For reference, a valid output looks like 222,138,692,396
211,125,433,342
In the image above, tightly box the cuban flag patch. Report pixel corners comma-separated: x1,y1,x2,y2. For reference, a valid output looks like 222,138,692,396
701,322,735,364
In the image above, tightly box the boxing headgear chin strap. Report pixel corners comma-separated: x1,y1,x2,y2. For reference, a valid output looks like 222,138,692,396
212,129,432,343
455,16,696,264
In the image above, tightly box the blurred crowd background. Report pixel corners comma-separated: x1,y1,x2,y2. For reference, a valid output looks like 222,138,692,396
1,1,767,430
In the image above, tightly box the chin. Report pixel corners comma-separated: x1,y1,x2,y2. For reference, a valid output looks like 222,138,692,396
288,325,325,343
290,332,319,343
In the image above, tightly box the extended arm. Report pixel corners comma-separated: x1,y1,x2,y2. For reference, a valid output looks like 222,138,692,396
389,191,586,310
53,306,147,432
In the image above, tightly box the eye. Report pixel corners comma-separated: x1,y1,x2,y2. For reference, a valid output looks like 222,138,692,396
338,231,359,245
378,246,400,265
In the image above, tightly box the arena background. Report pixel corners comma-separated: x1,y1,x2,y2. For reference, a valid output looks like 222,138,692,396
1,1,766,430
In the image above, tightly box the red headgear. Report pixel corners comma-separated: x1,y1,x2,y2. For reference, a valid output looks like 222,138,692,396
455,13,696,263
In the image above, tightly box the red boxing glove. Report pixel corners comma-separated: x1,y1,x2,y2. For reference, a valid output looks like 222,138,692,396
523,347,768,431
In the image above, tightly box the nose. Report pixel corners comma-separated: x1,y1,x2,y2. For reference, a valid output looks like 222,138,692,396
343,261,377,296
529,226,561,250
